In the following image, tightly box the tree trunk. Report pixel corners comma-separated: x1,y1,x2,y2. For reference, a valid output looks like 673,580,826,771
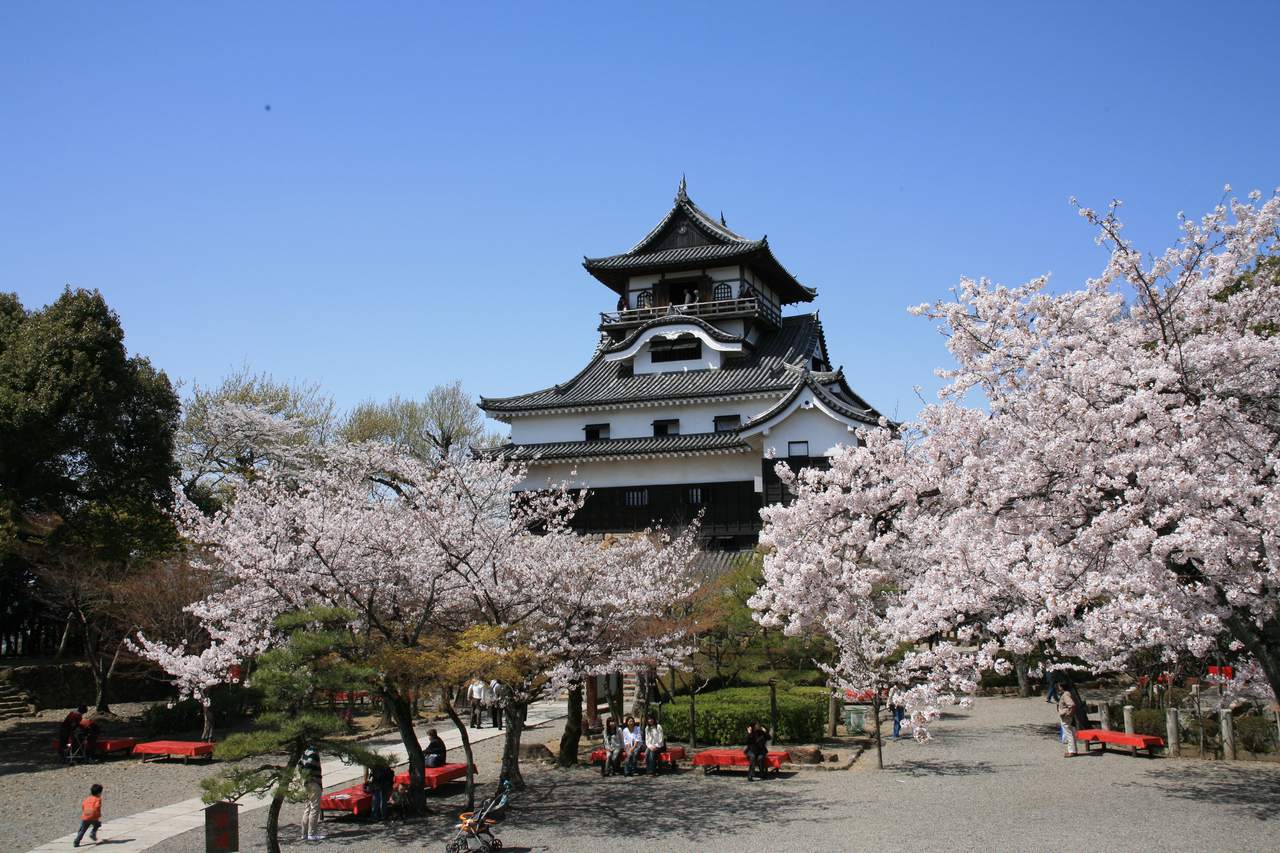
607,674,623,722
558,681,583,767
500,700,527,790
872,690,884,770
265,746,302,853
386,686,427,814
201,702,215,741
83,626,111,714
1014,654,1031,698
54,615,73,661
440,690,476,810
1224,611,1280,704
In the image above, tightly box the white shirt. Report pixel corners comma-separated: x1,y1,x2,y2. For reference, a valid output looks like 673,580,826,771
622,726,641,749
468,681,485,700
645,723,665,749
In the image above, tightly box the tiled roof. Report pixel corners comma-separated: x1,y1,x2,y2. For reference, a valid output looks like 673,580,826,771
582,182,816,305
497,431,752,464
481,314,826,416
586,241,767,271
740,370,880,430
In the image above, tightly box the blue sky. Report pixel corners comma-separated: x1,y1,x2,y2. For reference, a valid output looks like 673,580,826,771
3,1,1277,425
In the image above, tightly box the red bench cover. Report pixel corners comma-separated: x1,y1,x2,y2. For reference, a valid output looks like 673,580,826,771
95,737,139,755
692,748,787,769
394,762,475,790
320,784,372,816
590,745,687,764
1076,729,1165,748
133,740,215,758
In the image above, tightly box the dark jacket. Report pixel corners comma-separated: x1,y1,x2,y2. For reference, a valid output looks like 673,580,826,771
299,746,323,783
745,728,770,755
370,763,395,792
425,736,447,763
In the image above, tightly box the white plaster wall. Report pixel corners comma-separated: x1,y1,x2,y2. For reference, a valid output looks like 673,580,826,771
509,396,785,444
757,404,860,458
516,453,760,490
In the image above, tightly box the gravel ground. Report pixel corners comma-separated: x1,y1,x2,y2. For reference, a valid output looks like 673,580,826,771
141,697,1280,852
0,701,429,852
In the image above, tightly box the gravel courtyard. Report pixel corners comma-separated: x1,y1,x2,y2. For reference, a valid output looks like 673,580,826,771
134,697,1280,853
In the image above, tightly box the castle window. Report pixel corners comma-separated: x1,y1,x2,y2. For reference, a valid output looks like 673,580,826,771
634,289,653,309
714,414,741,432
650,336,702,363
788,441,810,458
687,487,706,505
624,488,649,507
583,424,610,442
712,281,732,301
653,419,679,437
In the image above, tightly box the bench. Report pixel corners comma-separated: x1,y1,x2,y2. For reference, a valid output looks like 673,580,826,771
320,784,372,817
1075,729,1165,757
394,762,476,791
590,745,686,771
691,748,789,776
95,737,139,757
133,740,216,763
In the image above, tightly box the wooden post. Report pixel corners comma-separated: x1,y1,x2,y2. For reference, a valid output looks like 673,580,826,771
584,676,599,729
1098,703,1111,731
1166,708,1180,757
1123,704,1136,755
687,691,696,750
825,687,837,738
769,680,780,741
1220,709,1236,761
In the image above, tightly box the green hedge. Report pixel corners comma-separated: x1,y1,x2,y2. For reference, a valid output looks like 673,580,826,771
661,686,827,745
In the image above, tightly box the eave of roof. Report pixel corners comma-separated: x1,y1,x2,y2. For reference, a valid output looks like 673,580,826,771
496,431,753,464
479,314,824,416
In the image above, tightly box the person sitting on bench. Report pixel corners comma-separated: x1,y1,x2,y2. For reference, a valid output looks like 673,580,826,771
745,721,771,781
601,719,623,777
644,715,666,774
425,729,447,768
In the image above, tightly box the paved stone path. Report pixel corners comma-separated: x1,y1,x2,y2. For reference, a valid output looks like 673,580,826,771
25,701,564,852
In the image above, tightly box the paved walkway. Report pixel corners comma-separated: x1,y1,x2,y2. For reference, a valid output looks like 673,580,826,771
26,701,564,852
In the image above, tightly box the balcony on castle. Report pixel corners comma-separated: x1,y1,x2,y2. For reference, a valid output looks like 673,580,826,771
599,295,781,332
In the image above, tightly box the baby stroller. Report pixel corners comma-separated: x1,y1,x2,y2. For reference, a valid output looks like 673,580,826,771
444,779,511,853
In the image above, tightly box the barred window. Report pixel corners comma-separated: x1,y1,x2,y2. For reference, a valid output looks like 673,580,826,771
624,489,649,507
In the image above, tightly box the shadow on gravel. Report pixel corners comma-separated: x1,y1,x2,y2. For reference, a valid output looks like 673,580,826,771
1122,764,1280,821
890,759,1002,777
298,766,841,848
1002,722,1065,739
0,719,67,774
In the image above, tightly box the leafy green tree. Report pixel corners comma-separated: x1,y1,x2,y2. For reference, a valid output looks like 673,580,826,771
341,381,503,460
200,608,379,853
0,287,179,708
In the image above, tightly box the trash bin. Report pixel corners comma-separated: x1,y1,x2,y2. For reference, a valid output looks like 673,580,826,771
843,706,866,733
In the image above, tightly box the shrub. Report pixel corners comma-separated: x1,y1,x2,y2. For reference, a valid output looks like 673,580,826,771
1131,708,1167,738
1235,716,1277,755
661,686,827,745
142,684,261,735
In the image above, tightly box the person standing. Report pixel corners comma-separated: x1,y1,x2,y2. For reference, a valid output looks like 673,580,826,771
644,715,666,774
299,743,326,841
369,759,394,821
745,722,770,781
58,706,86,758
489,679,505,729
468,679,485,729
1057,689,1078,757
1045,668,1059,703
73,783,103,847
888,690,906,740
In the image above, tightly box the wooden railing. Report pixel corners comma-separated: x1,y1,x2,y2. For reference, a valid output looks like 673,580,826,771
599,296,780,329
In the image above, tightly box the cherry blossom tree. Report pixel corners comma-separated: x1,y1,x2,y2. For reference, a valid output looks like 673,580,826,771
753,188,1280,724
144,403,700,799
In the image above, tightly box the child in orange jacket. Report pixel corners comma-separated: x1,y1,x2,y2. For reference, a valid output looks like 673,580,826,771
74,783,103,847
